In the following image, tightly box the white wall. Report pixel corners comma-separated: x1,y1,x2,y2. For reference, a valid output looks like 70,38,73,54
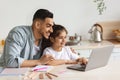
0,0,120,40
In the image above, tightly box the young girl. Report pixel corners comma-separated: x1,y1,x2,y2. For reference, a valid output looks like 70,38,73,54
43,24,87,65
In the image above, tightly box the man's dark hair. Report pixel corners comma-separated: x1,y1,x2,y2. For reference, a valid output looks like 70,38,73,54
33,9,53,21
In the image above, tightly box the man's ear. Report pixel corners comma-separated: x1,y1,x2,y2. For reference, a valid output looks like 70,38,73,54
35,20,42,29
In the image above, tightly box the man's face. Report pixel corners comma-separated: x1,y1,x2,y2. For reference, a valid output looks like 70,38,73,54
39,18,54,39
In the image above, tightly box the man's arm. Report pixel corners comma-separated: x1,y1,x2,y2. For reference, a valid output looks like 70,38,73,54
4,30,54,68
3,31,26,68
20,60,40,67
20,54,54,67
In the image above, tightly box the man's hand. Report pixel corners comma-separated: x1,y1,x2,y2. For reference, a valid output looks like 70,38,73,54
39,54,54,65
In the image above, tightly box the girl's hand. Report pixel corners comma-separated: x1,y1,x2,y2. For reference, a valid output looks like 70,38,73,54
76,57,88,65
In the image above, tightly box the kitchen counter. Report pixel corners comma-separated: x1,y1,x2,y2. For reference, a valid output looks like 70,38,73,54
106,39,120,47
0,45,3,54
0,40,120,54
69,39,120,58
69,40,120,50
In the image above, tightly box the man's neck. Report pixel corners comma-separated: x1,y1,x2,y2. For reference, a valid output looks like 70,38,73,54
34,39,41,46
32,25,42,46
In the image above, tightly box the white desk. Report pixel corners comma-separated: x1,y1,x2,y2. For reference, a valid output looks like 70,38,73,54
0,60,120,80
50,60,120,80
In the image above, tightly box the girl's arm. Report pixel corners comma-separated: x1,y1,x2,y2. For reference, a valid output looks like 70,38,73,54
46,59,77,66
46,60,66,66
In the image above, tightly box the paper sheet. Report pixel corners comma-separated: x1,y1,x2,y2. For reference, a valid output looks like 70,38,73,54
0,68,29,75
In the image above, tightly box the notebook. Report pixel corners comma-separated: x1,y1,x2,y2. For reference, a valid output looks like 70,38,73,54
67,45,114,71
0,68,29,76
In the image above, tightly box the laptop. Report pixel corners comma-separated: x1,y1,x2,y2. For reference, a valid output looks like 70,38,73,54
67,45,114,71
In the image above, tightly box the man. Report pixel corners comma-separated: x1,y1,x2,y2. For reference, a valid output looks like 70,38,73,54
0,9,54,68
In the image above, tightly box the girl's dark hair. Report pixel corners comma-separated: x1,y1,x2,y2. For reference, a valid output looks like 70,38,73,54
50,24,68,39
33,9,53,21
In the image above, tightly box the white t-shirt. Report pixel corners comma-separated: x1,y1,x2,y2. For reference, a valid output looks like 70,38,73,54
43,46,79,60
30,44,40,59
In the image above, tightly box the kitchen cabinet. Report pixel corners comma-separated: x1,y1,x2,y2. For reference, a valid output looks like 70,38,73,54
0,47,3,57
111,48,120,61
70,40,120,61
75,48,120,61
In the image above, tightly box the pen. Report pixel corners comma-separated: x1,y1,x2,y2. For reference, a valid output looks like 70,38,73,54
47,72,58,77
39,73,44,79
45,73,52,79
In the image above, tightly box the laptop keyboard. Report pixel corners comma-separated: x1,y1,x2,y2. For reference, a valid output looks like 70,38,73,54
77,64,86,70
67,64,86,71
81,64,86,68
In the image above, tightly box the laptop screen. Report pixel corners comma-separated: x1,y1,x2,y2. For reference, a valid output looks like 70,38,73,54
67,45,114,71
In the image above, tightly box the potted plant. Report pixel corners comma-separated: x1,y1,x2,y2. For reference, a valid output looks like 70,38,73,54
93,0,106,15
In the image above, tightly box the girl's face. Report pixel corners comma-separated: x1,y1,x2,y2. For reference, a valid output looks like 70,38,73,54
51,30,67,47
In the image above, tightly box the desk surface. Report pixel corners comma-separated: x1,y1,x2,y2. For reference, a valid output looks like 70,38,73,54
0,60,120,80
50,60,120,80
